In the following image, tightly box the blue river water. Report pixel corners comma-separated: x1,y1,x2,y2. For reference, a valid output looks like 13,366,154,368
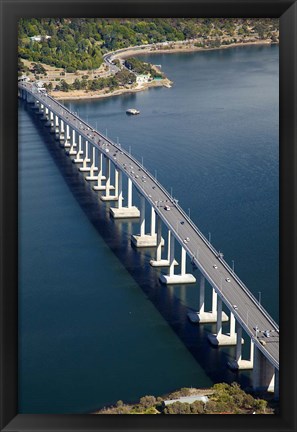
18,44,279,413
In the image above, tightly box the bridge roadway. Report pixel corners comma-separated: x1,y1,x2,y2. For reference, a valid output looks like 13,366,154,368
19,82,279,370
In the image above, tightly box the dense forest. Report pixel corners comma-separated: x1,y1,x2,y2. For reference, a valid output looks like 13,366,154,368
18,18,279,72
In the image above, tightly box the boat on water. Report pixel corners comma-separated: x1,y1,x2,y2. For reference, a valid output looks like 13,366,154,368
126,108,140,115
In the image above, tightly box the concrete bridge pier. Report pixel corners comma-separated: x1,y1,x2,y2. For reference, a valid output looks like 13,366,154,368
274,368,279,400
61,123,71,148
73,135,84,164
38,103,45,118
37,103,45,119
188,279,228,323
53,115,60,139
48,111,55,130
100,158,116,201
33,99,40,111
228,328,254,370
150,215,178,267
44,107,51,126
208,300,243,346
131,196,164,247
79,139,92,172
85,145,99,180
252,345,277,395
57,119,66,144
41,105,48,121
28,93,35,104
159,234,196,284
92,151,107,190
68,128,78,155
110,174,140,218
40,104,48,121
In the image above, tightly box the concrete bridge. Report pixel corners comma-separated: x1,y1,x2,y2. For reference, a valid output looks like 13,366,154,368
19,82,279,398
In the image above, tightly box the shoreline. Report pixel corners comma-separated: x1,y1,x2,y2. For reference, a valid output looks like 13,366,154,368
53,39,277,101
112,39,276,59
54,78,172,101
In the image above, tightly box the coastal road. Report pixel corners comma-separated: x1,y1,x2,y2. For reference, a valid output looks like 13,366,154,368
19,81,279,370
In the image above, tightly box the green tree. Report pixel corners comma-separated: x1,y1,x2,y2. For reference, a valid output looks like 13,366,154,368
59,79,70,92
139,395,156,409
32,62,46,75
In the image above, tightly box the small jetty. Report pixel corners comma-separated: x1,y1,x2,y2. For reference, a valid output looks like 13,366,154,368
126,108,140,115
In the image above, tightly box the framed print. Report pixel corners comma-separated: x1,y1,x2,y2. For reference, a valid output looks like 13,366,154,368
1,0,296,431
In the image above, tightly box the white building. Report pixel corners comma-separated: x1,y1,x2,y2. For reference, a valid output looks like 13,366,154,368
163,396,209,406
30,35,51,42
136,74,150,84
35,81,46,92
18,75,30,82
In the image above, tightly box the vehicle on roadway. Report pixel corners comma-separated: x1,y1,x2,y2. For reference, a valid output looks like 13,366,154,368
233,304,238,310
226,278,231,283
165,205,170,211
213,264,218,269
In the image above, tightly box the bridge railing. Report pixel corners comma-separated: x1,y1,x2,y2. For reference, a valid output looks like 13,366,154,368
21,84,279,332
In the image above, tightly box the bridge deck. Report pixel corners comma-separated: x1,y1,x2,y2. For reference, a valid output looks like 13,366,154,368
19,82,279,369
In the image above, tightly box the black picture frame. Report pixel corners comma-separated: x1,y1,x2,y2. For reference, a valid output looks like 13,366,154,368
1,1,296,431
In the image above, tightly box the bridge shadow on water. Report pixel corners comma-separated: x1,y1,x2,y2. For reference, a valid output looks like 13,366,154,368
23,101,252,391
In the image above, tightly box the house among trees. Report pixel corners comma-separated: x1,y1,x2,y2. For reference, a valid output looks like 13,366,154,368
18,75,30,82
163,395,209,406
35,81,46,91
30,35,51,42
